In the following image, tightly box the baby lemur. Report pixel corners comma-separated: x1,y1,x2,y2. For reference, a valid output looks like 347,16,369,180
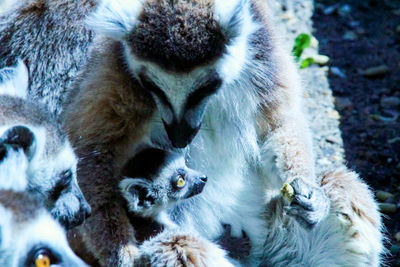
120,147,208,230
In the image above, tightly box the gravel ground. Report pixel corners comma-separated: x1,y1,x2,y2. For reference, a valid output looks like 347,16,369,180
271,0,345,172
312,1,400,265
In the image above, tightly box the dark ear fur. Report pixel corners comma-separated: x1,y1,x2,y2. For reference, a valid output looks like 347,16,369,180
1,126,36,160
129,184,155,207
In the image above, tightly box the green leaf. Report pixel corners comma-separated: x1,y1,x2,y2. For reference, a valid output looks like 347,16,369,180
300,57,314,69
292,33,311,61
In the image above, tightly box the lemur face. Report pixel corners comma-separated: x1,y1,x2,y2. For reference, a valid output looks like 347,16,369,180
0,202,89,267
119,148,207,218
90,0,248,148
0,124,91,230
0,142,88,267
0,61,91,229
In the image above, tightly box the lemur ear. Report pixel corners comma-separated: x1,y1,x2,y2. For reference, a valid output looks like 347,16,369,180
119,178,154,212
214,0,246,38
0,59,28,99
1,126,36,161
87,0,143,40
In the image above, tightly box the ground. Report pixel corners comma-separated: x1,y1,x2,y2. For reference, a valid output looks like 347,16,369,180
313,0,400,265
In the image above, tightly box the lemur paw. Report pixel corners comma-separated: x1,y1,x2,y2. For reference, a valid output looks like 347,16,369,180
283,178,330,229
218,224,251,260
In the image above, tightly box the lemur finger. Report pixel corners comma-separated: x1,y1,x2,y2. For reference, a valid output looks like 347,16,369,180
290,178,312,199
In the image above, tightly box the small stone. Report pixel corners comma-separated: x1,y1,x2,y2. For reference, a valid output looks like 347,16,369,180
388,137,400,144
281,11,295,20
335,97,353,111
318,157,330,166
310,36,319,48
379,203,397,214
312,54,330,65
330,67,346,78
395,232,400,242
370,114,396,123
326,136,340,144
380,96,400,108
338,4,351,17
361,65,390,78
349,21,360,29
328,110,340,119
376,190,394,202
343,31,357,41
323,5,338,15
396,25,400,34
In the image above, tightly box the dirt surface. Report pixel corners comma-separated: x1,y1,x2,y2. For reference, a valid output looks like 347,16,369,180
313,0,400,265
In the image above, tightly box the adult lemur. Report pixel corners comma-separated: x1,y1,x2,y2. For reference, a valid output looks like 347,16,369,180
0,61,91,229
0,139,88,267
62,0,383,266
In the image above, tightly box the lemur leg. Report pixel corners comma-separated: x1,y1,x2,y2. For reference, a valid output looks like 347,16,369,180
136,230,236,267
321,168,383,266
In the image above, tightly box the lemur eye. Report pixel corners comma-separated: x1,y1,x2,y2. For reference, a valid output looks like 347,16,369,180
176,175,185,188
35,252,51,267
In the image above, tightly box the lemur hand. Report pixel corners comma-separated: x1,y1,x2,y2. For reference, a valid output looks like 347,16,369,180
283,178,330,229
217,224,251,260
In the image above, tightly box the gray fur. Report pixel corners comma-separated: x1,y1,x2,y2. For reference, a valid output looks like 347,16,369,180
0,0,97,117
0,62,90,229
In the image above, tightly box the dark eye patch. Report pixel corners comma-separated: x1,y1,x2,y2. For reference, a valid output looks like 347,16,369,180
48,170,73,202
185,75,222,109
138,73,173,111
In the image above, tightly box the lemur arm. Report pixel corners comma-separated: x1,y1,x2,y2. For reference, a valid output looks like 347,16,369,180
63,41,156,265
254,41,329,227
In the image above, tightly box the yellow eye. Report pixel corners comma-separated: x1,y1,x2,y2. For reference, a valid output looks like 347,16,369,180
176,176,185,188
35,254,51,267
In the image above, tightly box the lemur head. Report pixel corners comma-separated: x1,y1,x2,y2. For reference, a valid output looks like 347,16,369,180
0,61,91,229
0,144,88,267
90,0,258,147
119,148,208,218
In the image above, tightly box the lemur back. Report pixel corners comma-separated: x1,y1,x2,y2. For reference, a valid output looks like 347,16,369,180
0,61,90,229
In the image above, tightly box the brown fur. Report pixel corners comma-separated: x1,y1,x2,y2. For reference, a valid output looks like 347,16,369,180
0,190,40,223
128,0,227,73
64,40,155,265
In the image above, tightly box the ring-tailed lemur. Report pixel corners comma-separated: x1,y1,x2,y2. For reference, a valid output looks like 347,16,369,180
120,147,208,230
120,147,248,267
0,140,88,267
63,0,383,265
0,61,91,229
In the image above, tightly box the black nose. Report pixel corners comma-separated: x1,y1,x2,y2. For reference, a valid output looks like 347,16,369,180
163,120,200,148
200,175,208,183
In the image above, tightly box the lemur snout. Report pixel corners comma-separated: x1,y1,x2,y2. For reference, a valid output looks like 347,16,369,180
188,175,207,198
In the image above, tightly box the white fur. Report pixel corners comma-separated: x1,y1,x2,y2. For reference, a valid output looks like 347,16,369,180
4,211,88,267
88,0,143,40
216,1,261,84
0,147,28,192
0,59,28,99
213,0,243,28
